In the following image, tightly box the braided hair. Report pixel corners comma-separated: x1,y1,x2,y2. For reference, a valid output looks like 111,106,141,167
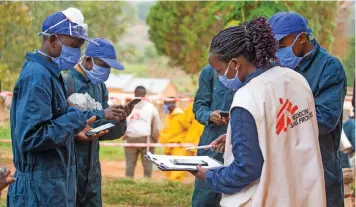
210,17,278,67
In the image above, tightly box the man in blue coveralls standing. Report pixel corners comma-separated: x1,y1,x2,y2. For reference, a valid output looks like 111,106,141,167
269,12,347,207
191,65,234,207
7,8,127,207
64,38,129,207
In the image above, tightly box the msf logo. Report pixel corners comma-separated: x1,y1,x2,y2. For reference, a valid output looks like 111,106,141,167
276,98,298,135
130,113,140,120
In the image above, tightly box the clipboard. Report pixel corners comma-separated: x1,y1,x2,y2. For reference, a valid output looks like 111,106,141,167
145,152,223,171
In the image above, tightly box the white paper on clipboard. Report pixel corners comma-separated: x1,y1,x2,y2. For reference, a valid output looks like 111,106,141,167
145,152,223,171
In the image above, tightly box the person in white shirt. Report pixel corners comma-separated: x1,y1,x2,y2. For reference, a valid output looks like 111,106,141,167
124,86,160,178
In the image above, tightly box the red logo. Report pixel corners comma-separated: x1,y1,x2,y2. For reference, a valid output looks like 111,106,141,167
276,98,298,135
130,113,140,120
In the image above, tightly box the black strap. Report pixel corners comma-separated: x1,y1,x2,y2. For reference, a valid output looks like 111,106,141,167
63,73,74,97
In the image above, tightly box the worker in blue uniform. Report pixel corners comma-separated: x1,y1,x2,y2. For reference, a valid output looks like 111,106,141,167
191,64,234,207
7,8,126,207
269,12,347,207
64,38,128,207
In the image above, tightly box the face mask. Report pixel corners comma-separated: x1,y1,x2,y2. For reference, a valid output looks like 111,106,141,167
218,60,243,90
163,104,170,114
82,58,111,84
276,33,304,69
38,36,81,71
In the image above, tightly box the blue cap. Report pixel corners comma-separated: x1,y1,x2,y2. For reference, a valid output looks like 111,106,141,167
40,8,99,46
268,12,312,41
86,38,124,70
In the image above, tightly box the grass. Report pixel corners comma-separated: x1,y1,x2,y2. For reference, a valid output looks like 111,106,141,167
0,122,10,139
100,144,126,161
102,178,193,207
0,121,164,162
0,178,194,207
0,122,188,207
0,142,12,165
0,199,5,207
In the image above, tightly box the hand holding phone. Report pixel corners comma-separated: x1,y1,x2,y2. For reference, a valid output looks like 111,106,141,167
104,105,127,122
122,98,141,116
219,111,229,118
85,123,115,137
76,117,108,141
127,98,142,107
210,110,225,125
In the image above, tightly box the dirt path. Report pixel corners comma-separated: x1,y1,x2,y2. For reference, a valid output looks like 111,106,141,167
101,160,195,184
1,159,195,184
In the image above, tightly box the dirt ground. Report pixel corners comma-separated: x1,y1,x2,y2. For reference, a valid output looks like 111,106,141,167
1,159,195,184
101,160,195,184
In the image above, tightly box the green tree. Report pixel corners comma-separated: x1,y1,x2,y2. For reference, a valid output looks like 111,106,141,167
0,2,31,91
78,2,134,43
147,1,339,76
147,1,224,75
0,1,133,91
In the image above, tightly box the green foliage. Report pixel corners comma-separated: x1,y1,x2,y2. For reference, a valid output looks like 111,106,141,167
147,1,224,75
147,1,339,75
343,36,355,86
78,2,134,43
284,1,337,52
211,1,337,50
0,2,133,91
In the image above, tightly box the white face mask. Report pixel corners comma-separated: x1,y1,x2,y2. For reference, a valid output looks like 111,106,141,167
218,60,243,90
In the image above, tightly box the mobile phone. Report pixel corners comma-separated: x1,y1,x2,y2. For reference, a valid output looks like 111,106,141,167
171,159,208,166
85,123,115,137
220,111,229,118
127,98,142,107
0,167,8,178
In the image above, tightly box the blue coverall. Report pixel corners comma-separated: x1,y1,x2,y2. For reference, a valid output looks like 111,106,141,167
296,40,347,207
7,52,103,207
65,67,127,207
192,65,234,207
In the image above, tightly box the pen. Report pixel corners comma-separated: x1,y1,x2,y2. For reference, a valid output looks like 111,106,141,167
186,145,212,151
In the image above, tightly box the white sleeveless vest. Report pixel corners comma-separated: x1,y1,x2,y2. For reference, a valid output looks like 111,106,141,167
221,66,326,207
126,101,154,138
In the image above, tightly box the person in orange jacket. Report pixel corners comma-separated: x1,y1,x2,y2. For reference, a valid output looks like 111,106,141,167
159,98,188,181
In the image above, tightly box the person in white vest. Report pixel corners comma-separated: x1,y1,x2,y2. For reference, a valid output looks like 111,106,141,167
193,17,326,207
124,86,160,178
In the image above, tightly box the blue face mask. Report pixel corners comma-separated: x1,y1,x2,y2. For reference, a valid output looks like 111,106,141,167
37,36,81,71
218,60,243,90
82,58,111,84
276,33,303,69
163,104,170,114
